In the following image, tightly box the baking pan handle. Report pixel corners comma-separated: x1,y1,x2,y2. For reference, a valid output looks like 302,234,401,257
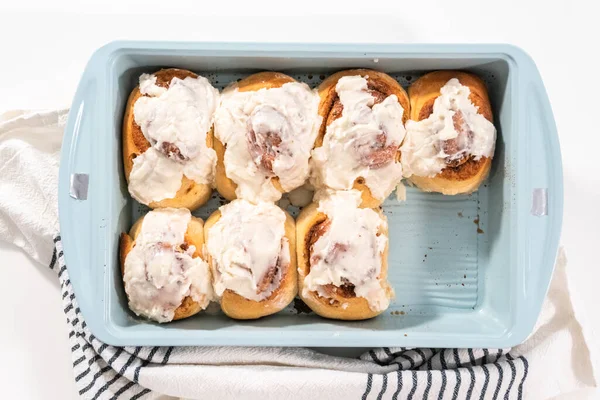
58,65,100,328
518,48,563,328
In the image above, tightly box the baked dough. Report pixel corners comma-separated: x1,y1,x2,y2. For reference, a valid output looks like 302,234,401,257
296,202,392,320
214,72,300,201
204,206,298,319
119,213,208,321
122,68,214,210
314,69,410,208
406,70,494,195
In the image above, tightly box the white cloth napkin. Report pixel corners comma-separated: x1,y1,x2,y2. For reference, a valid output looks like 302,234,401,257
0,109,66,263
0,109,597,400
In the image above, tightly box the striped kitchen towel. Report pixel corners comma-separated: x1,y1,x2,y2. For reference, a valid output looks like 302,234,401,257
2,110,597,399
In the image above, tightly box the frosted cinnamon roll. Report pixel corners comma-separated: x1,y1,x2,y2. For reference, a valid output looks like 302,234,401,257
401,71,496,195
296,190,393,320
123,68,219,210
204,200,297,319
311,69,410,208
213,72,321,203
119,208,214,323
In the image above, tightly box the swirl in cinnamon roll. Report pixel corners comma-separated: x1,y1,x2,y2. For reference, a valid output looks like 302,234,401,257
311,69,410,208
204,199,297,319
296,190,393,320
123,68,219,210
213,72,321,203
400,71,496,195
119,208,214,323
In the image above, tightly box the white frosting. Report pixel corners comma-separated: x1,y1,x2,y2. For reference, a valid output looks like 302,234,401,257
206,200,290,302
214,81,321,203
401,78,496,177
395,180,407,202
123,208,214,323
311,75,405,201
303,190,390,312
128,148,184,203
128,73,219,205
139,73,167,97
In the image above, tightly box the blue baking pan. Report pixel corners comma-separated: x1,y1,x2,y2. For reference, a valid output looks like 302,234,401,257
58,41,562,347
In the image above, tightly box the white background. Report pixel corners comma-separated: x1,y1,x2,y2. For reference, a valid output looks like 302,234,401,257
0,1,598,398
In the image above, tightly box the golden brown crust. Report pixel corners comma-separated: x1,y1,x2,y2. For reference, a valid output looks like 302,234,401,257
352,178,385,209
119,233,133,276
406,70,494,194
438,157,488,181
119,214,208,322
235,71,297,93
184,217,205,259
214,71,296,201
122,68,213,210
315,69,410,208
213,136,237,201
173,296,203,321
409,71,492,123
153,69,197,87
295,202,392,320
204,207,298,320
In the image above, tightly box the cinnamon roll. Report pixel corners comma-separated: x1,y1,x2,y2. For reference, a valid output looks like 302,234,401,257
123,68,219,210
204,200,297,319
311,69,410,208
213,72,321,203
296,190,393,320
119,208,214,323
401,71,496,195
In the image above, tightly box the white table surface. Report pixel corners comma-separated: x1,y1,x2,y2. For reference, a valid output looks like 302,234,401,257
1,1,598,398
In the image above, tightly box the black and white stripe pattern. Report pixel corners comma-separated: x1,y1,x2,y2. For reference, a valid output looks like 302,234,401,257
360,348,529,399
52,235,528,399
52,235,164,400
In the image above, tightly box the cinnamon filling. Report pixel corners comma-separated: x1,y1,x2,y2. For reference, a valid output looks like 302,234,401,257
152,69,197,89
325,77,399,169
429,107,487,179
366,79,395,101
306,218,356,299
216,255,282,297
246,127,282,173
327,78,393,125
160,142,187,161
325,101,341,127
417,91,493,177
256,262,279,294
324,242,349,264
245,105,295,174
323,278,356,299
355,132,398,169
441,110,473,167
131,69,198,160
131,120,151,153
366,89,387,105
226,238,286,296
438,156,487,180
307,217,330,263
